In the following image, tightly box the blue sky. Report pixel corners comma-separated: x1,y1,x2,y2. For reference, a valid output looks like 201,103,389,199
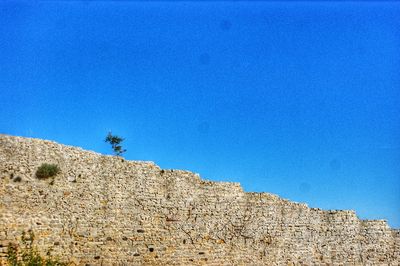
1,1,399,227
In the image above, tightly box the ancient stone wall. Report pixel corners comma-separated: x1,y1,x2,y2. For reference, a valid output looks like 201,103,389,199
0,134,399,265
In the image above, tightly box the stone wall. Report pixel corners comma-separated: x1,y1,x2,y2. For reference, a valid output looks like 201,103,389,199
0,134,399,265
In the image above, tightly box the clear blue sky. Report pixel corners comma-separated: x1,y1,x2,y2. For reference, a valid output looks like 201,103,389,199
1,1,399,227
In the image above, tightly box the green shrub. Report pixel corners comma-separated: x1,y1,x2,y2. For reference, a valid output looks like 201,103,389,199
7,230,67,266
35,164,60,180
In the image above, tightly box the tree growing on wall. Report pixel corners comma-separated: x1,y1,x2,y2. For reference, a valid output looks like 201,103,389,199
105,132,126,156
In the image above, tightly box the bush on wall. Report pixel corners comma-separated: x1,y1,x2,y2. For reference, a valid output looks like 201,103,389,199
7,230,67,266
35,163,60,180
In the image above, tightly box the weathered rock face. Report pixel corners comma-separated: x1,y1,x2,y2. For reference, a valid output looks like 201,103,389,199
0,134,399,265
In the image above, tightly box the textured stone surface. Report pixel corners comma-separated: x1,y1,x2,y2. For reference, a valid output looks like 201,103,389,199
0,134,399,265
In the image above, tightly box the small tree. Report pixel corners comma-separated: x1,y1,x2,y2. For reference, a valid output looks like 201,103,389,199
105,132,126,156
